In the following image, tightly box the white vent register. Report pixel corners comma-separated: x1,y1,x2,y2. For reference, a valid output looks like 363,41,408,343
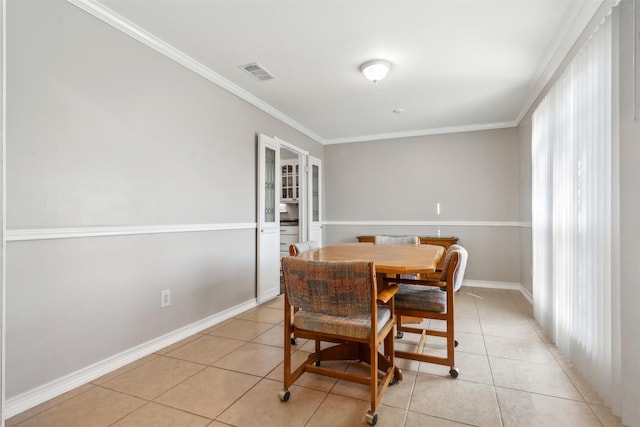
240,62,276,81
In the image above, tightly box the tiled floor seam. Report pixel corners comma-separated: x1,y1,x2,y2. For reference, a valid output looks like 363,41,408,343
397,364,418,427
106,400,154,427
475,287,506,427
7,385,99,427
196,377,263,423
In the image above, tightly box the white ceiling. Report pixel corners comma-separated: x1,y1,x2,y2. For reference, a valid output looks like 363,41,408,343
93,0,603,144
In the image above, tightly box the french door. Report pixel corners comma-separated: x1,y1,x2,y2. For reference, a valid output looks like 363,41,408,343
308,156,323,246
257,134,280,303
257,134,322,303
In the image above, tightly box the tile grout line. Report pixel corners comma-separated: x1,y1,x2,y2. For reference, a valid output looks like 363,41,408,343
474,286,506,427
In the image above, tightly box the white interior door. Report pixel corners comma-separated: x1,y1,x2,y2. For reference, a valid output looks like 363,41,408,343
308,156,323,246
257,134,280,303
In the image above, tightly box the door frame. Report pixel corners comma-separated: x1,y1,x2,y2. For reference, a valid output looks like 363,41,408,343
257,134,280,303
307,155,323,246
277,137,309,243
256,134,308,303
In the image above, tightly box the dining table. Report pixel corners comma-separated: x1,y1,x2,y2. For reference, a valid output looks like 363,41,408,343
293,242,445,276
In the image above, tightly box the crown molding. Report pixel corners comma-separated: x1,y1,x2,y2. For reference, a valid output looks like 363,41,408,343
66,0,325,144
515,0,610,124
322,121,517,145
66,0,604,146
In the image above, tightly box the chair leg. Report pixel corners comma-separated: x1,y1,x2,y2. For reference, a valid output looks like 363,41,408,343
368,334,379,425
314,340,321,366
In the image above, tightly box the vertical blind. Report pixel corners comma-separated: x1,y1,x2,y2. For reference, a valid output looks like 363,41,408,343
532,8,621,416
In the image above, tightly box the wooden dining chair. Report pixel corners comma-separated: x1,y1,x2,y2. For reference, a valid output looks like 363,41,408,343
289,241,319,256
287,241,319,345
374,235,419,278
373,235,421,330
373,235,419,246
388,245,468,378
280,257,401,426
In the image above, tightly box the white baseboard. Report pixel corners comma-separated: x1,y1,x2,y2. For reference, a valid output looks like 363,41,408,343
518,286,533,304
4,298,258,419
4,281,533,419
462,280,533,304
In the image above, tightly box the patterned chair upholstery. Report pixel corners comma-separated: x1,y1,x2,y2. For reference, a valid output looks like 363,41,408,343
438,244,467,290
373,235,419,245
391,245,468,378
374,236,419,282
287,241,320,345
280,257,401,425
289,241,319,256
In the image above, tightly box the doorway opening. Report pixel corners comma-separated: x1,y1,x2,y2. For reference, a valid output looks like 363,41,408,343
279,146,303,265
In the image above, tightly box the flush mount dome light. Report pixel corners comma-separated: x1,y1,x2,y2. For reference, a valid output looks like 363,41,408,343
360,59,391,83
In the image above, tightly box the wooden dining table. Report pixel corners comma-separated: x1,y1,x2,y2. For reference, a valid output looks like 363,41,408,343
294,242,445,276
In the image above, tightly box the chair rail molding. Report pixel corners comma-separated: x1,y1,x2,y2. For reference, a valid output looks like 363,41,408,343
324,220,531,228
6,223,257,242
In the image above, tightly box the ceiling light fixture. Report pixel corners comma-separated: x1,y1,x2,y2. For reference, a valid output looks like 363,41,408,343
360,59,391,83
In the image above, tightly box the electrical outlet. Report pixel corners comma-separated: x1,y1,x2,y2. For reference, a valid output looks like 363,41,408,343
160,289,171,308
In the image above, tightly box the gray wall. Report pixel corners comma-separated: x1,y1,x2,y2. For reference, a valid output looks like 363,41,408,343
6,0,322,398
1,0,5,420
617,0,640,421
323,129,522,284
9,0,636,416
517,115,532,294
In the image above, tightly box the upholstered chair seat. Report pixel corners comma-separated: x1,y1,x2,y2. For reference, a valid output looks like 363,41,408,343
294,306,391,339
395,285,446,313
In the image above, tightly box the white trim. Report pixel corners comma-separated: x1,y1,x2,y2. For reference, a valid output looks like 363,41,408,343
518,285,533,304
324,220,530,228
3,278,534,418
64,0,605,148
322,121,517,145
462,280,533,304
64,0,606,147
3,221,534,242
516,1,621,126
6,223,257,242
1,0,6,424
3,298,258,419
463,279,521,291
277,138,308,157
66,0,324,144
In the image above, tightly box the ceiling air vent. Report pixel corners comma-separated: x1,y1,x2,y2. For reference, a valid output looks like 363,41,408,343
240,62,276,82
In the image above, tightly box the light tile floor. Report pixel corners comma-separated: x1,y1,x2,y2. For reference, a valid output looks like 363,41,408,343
7,288,624,426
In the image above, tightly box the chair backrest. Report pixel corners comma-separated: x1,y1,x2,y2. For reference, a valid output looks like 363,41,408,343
440,245,468,291
289,241,319,256
282,257,375,317
373,235,419,245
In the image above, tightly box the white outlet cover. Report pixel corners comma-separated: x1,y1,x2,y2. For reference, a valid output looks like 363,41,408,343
160,289,171,308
